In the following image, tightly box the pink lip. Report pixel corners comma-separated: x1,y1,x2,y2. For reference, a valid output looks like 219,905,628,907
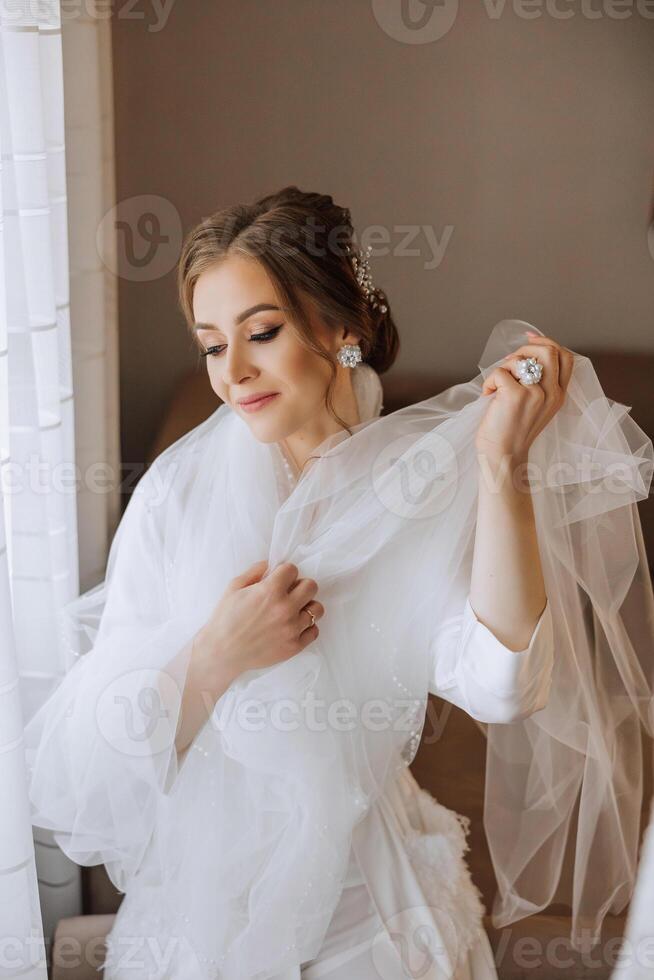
237,392,280,412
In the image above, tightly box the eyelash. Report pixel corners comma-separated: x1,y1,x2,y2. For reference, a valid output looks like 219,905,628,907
200,325,283,358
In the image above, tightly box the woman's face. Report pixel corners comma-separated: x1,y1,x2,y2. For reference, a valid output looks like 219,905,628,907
192,254,360,446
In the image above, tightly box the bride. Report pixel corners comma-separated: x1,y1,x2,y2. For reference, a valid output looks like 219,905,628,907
25,186,654,980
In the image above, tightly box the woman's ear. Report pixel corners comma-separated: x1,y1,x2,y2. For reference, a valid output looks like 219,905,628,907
341,327,361,346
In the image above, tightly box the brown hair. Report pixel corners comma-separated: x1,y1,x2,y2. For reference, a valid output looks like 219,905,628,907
176,185,400,435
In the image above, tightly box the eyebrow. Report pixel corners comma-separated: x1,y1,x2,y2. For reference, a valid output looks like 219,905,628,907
192,304,288,332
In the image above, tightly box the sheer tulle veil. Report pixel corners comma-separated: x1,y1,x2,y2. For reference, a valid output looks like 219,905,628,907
24,319,654,978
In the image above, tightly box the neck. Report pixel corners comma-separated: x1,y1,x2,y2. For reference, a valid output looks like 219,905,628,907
280,376,361,479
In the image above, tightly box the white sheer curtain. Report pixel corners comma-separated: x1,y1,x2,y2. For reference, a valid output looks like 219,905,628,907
0,1,119,973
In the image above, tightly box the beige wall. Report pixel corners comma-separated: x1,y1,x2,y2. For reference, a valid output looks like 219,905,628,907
110,1,654,468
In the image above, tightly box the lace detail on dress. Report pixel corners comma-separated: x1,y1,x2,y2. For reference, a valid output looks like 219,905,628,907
402,782,487,962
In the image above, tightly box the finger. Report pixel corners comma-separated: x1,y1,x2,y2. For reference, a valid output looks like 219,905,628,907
557,349,575,392
298,600,324,628
290,577,319,609
308,599,325,620
298,622,319,649
297,604,322,639
269,561,300,591
502,342,562,363
523,333,571,361
514,335,576,393
481,365,528,396
502,352,558,391
529,334,575,376
231,559,269,589
502,343,559,397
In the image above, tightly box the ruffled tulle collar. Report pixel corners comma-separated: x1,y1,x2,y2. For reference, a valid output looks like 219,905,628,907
351,361,384,423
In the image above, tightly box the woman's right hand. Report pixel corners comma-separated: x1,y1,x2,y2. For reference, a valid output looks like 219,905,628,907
174,561,323,758
195,560,325,685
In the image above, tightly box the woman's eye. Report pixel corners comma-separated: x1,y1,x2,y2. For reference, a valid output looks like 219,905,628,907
200,325,282,358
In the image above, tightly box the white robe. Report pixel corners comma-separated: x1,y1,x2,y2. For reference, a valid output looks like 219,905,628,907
269,364,556,979
28,358,557,980
27,324,651,975
178,592,555,980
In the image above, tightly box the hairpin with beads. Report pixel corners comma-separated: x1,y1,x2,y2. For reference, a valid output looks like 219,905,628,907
345,243,388,315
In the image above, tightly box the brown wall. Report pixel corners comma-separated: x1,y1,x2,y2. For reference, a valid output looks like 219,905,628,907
110,1,654,469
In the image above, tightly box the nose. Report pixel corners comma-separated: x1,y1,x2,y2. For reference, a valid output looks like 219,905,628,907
222,342,257,387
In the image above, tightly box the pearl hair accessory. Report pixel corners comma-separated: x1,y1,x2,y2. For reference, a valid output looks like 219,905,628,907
338,240,388,369
345,242,388,315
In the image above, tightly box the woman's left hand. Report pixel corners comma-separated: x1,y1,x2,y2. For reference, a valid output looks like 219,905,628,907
475,329,575,466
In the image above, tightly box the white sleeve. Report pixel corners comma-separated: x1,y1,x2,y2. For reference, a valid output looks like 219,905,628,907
23,463,195,891
429,596,555,724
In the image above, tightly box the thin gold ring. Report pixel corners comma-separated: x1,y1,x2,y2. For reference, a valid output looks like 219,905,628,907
304,606,316,629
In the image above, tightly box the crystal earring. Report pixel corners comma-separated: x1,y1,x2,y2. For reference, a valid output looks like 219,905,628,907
337,343,363,368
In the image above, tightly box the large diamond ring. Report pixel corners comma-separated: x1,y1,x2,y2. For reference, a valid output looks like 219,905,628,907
304,606,316,629
516,356,543,386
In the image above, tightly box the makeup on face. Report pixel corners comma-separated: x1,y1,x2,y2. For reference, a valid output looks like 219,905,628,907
237,392,280,413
